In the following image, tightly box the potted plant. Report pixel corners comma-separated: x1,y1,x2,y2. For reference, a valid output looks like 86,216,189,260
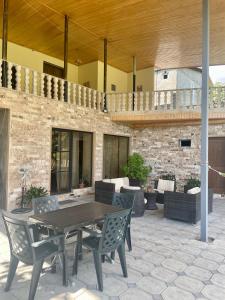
184,177,201,193
22,185,48,208
122,153,151,186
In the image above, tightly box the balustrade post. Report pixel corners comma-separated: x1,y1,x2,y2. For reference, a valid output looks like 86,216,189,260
53,77,58,100
93,90,97,110
128,93,132,111
67,82,71,103
40,73,45,97
78,85,82,106
25,68,30,94
32,70,37,95
7,62,12,89
72,84,76,105
16,65,21,91
60,79,64,101
139,92,144,111
47,75,51,98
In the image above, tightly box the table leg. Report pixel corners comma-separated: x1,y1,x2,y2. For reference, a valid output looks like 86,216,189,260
61,235,68,287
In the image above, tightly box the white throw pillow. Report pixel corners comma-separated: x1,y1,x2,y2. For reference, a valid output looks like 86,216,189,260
123,185,141,191
122,177,130,186
187,187,201,194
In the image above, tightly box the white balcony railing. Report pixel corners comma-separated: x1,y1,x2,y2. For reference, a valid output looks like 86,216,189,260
1,60,225,114
0,60,105,111
107,87,225,113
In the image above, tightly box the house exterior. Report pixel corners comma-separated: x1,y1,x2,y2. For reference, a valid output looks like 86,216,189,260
1,0,225,211
155,68,203,91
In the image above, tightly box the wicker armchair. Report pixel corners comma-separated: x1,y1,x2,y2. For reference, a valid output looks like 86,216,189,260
164,189,213,224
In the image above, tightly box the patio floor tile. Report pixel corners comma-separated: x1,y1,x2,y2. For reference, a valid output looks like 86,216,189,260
162,286,195,300
174,276,204,293
137,276,167,294
202,284,225,300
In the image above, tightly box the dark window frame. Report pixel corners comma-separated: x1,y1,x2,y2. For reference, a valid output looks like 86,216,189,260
43,61,64,79
51,128,93,194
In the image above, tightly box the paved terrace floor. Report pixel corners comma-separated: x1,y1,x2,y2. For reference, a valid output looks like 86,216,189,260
1,196,225,300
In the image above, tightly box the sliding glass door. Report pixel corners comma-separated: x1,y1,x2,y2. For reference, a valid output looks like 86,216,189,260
103,135,129,179
51,128,92,194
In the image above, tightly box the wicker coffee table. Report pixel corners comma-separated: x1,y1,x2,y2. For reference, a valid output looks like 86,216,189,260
144,192,158,210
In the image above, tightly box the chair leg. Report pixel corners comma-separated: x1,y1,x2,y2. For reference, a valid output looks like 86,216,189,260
93,251,103,291
28,259,44,300
78,230,83,261
5,255,19,292
126,227,132,251
117,243,128,278
110,251,115,261
101,255,105,263
72,238,80,276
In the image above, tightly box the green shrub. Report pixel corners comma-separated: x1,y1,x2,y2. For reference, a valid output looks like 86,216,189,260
22,185,48,207
122,153,151,184
186,177,201,189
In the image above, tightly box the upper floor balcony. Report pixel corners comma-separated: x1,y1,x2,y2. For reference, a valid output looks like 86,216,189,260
1,60,225,128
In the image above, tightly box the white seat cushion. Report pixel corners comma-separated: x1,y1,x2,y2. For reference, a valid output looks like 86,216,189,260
110,178,125,192
102,179,111,183
123,185,141,191
187,187,201,194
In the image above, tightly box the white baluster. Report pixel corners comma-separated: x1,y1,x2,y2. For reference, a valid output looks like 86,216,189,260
67,82,71,103
7,62,12,89
93,90,97,110
47,75,52,98
121,93,126,111
72,84,76,105
83,87,87,107
169,91,173,110
128,93,132,111
60,80,64,101
139,92,144,111
145,92,149,111
41,73,45,97
32,70,37,95
25,68,30,94
78,85,82,106
88,88,91,108
16,65,21,92
53,77,58,100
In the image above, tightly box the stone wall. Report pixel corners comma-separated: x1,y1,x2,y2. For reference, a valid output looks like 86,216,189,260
0,88,131,210
0,108,9,209
132,124,225,191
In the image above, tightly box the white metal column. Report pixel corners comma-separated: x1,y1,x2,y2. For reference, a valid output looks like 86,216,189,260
200,0,210,242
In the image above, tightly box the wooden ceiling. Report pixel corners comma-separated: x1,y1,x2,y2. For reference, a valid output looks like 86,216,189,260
1,0,225,72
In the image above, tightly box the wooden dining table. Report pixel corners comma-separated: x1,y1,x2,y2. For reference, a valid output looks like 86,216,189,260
29,201,122,286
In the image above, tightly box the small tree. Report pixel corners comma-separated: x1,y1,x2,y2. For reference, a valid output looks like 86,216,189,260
122,153,151,184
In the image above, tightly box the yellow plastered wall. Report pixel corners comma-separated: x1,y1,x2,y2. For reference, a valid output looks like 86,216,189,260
97,61,128,92
0,40,78,82
78,61,98,90
128,67,155,92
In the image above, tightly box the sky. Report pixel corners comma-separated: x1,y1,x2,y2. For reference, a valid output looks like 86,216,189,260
209,65,225,84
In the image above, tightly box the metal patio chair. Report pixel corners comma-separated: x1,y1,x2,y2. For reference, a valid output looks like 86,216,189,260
112,192,134,252
2,211,63,300
73,209,130,291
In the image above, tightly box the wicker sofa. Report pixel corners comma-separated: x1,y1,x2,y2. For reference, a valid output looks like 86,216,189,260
164,189,213,224
95,177,145,217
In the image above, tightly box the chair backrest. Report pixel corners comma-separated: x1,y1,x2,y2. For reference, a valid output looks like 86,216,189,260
158,179,175,192
99,209,130,254
2,211,33,264
112,192,134,210
32,195,59,214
